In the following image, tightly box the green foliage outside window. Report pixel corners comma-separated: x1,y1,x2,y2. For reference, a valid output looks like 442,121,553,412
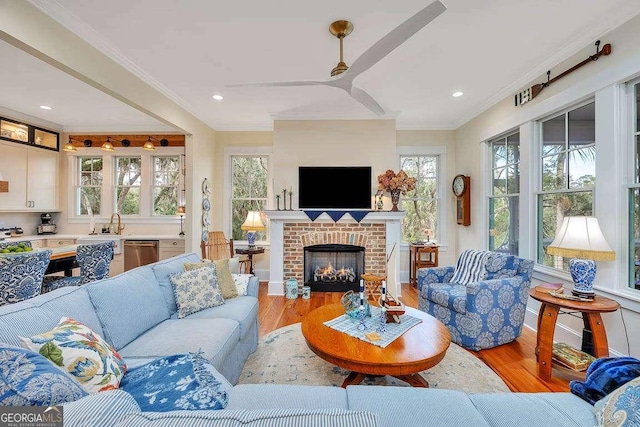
489,132,520,254
115,157,141,215
539,102,595,269
78,157,102,215
399,155,438,242
231,156,268,241
153,157,180,215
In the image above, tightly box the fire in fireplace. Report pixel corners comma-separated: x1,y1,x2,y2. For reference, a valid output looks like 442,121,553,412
303,244,365,292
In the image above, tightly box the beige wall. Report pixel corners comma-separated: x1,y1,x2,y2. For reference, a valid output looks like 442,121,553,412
272,120,397,210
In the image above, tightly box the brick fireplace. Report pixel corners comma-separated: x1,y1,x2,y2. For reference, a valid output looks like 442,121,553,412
265,211,405,297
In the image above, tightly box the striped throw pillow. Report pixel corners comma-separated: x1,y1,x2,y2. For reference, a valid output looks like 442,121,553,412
450,250,488,284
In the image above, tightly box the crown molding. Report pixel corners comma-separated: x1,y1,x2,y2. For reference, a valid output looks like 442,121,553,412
395,121,456,130
27,0,206,125
452,3,640,129
270,111,399,121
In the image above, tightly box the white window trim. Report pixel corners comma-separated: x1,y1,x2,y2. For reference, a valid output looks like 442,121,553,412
66,147,184,224
397,146,448,249
484,129,521,255
223,146,273,246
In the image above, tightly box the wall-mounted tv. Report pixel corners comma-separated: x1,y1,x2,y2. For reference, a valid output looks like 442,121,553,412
298,166,371,210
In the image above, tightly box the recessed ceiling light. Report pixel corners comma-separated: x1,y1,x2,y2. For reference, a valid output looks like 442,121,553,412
39,105,52,110
452,91,464,98
212,94,224,101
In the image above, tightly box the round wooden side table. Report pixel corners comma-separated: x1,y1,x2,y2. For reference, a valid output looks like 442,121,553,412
529,289,620,381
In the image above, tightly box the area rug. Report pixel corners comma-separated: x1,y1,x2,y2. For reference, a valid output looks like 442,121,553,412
238,323,510,393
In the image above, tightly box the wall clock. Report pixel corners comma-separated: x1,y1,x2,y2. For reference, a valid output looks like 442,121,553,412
452,174,471,226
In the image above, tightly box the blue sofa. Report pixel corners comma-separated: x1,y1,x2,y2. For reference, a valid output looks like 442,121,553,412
418,250,535,350
0,252,259,384
0,253,600,426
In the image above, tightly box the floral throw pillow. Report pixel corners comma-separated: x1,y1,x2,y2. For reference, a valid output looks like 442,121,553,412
0,344,88,405
169,267,225,319
20,317,127,394
120,352,230,411
594,376,640,427
232,274,252,296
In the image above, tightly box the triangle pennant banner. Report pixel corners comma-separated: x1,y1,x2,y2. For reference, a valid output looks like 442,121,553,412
303,210,324,221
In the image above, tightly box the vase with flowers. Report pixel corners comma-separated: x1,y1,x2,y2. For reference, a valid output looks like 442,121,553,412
377,169,417,212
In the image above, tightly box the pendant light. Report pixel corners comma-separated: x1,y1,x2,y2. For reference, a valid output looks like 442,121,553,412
63,137,77,152
101,136,114,152
143,136,155,151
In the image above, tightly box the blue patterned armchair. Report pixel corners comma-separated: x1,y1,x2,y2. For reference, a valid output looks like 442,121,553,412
0,250,52,306
42,241,114,292
418,249,534,351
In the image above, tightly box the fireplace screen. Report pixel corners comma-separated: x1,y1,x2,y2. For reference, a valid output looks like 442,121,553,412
303,244,365,292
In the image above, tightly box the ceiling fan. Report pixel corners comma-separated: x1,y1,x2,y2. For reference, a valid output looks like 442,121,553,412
227,1,447,116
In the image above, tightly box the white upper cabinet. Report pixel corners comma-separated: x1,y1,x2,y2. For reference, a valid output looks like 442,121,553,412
0,141,59,211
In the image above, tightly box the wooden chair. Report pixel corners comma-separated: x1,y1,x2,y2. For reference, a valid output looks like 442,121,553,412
201,231,248,273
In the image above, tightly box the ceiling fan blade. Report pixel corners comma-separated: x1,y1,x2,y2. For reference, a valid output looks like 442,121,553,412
350,86,385,115
226,80,325,88
345,0,447,80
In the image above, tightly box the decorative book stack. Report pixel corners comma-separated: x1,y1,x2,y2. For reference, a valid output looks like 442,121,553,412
535,282,564,294
552,342,595,371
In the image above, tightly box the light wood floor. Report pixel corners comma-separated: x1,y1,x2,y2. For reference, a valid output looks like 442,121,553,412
257,282,585,393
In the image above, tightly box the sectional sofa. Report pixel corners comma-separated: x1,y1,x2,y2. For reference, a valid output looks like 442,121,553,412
0,253,601,426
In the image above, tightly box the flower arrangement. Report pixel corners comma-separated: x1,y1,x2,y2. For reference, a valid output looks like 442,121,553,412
377,169,417,194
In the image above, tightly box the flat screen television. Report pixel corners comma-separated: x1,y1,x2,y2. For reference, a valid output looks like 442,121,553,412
298,166,371,209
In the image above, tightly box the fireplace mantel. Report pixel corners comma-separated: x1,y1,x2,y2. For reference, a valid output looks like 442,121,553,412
265,210,406,297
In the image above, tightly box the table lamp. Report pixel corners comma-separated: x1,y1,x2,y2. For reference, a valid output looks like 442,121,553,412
177,205,186,237
546,216,615,298
241,211,265,248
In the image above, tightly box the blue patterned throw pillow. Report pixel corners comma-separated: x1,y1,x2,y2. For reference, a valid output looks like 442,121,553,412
169,267,225,318
0,344,87,406
594,376,640,426
119,353,230,411
484,253,520,280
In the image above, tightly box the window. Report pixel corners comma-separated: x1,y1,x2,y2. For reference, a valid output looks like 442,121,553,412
538,102,595,269
152,156,180,215
628,81,640,290
400,155,438,242
230,155,268,241
114,157,142,215
77,157,103,215
488,132,520,255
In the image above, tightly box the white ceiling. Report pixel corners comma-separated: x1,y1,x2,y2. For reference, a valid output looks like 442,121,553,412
5,0,640,132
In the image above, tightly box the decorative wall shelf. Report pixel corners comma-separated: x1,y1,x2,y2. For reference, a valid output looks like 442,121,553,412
0,116,59,151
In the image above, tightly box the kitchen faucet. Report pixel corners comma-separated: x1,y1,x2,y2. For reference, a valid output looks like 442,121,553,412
109,213,125,235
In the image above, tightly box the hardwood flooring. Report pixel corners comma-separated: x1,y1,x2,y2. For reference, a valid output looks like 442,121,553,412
257,281,585,393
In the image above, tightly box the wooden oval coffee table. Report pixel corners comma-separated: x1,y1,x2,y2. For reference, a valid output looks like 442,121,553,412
301,303,450,388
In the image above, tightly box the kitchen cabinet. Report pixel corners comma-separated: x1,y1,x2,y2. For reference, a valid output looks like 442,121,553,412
0,141,59,211
110,253,124,276
0,117,59,151
45,239,75,248
159,239,185,261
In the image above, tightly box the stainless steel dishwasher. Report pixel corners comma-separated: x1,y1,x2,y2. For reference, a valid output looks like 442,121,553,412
124,240,159,271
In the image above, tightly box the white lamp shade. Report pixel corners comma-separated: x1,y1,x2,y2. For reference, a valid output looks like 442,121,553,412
241,211,265,231
546,216,615,261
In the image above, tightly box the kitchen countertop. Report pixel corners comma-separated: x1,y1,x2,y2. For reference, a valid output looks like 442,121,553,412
1,234,186,242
